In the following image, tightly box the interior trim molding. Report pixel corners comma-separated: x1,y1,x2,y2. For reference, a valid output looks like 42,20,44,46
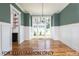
15,3,25,12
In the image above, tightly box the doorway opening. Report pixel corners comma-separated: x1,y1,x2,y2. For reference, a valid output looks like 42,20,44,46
10,5,21,47
12,13,19,43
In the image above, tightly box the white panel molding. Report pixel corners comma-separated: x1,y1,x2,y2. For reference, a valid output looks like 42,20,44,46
24,26,32,40
51,23,79,52
51,26,60,40
0,22,12,55
59,23,79,52
15,3,25,13
19,25,25,44
0,22,2,55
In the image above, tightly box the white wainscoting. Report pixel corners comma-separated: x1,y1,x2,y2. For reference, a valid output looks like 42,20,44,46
25,26,60,40
0,22,2,55
19,26,25,44
25,26,29,40
59,23,79,52
24,26,32,40
51,26,60,40
0,22,12,55
51,23,79,52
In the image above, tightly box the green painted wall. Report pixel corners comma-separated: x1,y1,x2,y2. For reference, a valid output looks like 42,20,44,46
29,16,32,26
51,16,53,26
0,3,25,26
51,13,60,26
24,13,29,26
24,13,31,26
54,13,60,26
60,3,79,25
0,3,10,23
51,3,79,26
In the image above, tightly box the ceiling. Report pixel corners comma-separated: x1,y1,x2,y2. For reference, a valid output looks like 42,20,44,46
17,3,69,15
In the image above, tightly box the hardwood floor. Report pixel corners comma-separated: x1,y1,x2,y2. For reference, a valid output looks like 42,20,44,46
6,39,79,56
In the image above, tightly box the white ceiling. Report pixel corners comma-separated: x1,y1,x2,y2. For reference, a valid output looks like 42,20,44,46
17,3,69,15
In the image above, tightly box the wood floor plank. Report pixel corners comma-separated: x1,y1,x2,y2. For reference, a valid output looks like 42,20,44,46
5,39,79,56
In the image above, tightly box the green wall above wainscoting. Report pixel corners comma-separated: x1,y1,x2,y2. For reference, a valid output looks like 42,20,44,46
0,3,10,23
24,13,31,26
0,3,30,26
60,3,79,25
51,13,60,26
51,3,79,26
0,3,25,26
51,16,53,26
1,3,79,26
